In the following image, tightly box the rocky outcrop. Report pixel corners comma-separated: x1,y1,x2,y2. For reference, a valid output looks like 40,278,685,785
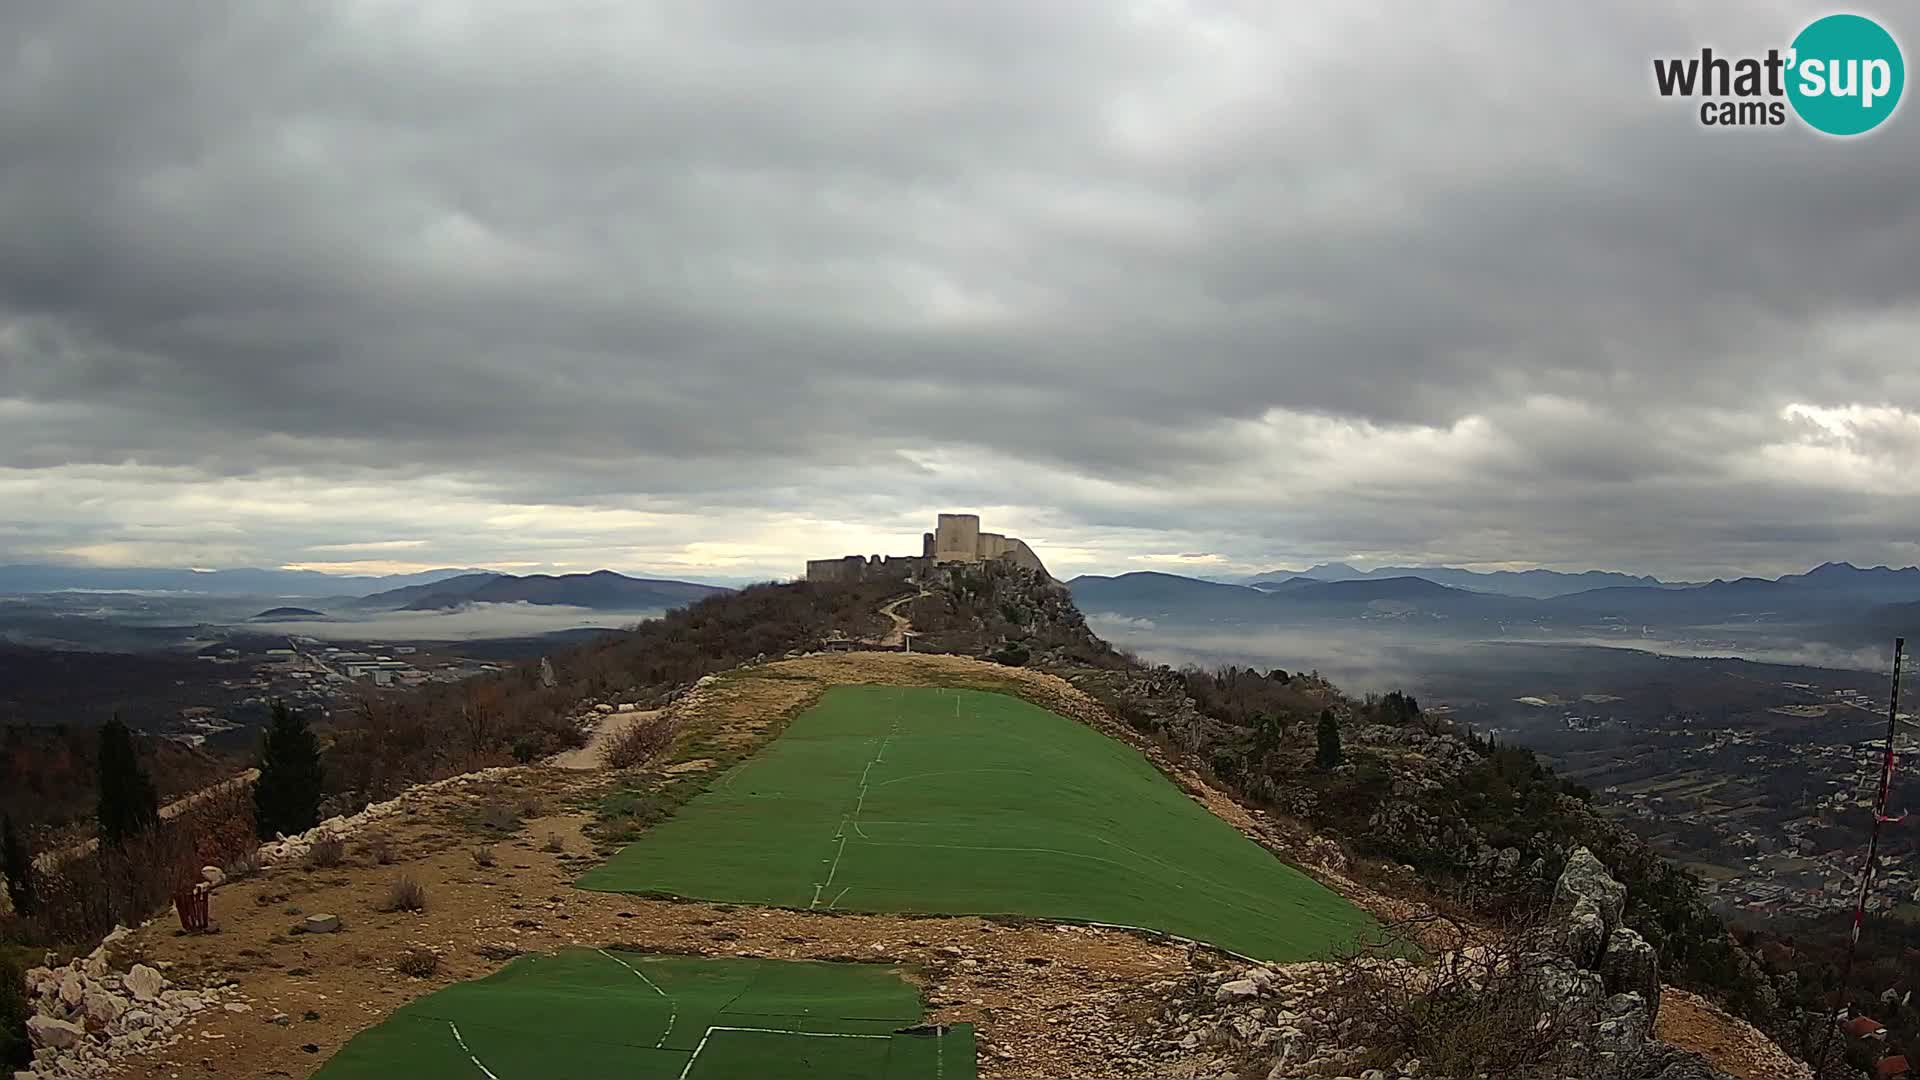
15,925,243,1079
1125,848,1775,1080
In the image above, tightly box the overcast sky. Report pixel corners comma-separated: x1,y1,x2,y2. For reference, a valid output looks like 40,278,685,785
4,1,1917,583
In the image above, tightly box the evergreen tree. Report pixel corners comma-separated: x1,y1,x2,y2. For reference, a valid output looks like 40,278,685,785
254,701,324,840
96,717,160,846
1,814,33,917
1315,708,1343,770
1251,712,1287,764
1,952,29,1068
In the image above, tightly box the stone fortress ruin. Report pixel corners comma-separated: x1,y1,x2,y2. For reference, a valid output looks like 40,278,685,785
806,513,1050,583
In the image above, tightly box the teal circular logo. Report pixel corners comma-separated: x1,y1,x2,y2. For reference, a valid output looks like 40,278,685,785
1788,14,1904,135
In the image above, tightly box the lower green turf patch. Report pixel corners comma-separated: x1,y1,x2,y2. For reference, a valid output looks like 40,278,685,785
578,685,1373,960
313,951,971,1080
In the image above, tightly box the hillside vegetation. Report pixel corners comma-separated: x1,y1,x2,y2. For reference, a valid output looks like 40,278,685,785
260,564,1837,1070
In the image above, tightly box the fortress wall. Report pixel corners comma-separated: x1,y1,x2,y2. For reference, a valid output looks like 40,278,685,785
806,556,865,583
1001,538,1048,575
811,514,1046,580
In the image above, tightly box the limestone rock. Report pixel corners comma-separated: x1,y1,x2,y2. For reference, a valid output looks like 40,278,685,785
26,1017,83,1050
201,864,226,888
1594,992,1651,1056
123,964,165,1002
1215,978,1261,1003
1600,928,1661,1018
1551,847,1626,935
1561,896,1608,968
81,990,124,1025
56,973,83,1009
302,913,342,934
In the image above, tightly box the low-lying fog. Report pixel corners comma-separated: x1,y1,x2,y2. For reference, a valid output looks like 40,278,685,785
251,602,660,641
1085,614,1892,696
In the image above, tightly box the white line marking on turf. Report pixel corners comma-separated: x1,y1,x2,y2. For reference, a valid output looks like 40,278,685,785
675,1026,892,1080
448,1021,501,1080
596,949,677,1048
828,885,851,909
936,1025,945,1080
811,707,903,906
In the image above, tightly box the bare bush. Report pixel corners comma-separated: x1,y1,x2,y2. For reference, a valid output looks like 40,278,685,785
476,801,519,834
304,832,346,869
599,715,679,770
541,833,565,854
364,837,395,865
224,848,263,882
1314,916,1578,1077
470,844,495,869
395,946,440,978
380,875,427,913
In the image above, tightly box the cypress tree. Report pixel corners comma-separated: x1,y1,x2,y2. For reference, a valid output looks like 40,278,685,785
1,814,32,917
253,701,324,840
1315,708,1343,770
1,952,28,1067
96,717,160,845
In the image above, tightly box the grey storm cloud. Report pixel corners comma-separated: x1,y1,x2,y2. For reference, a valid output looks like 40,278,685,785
2,0,1917,580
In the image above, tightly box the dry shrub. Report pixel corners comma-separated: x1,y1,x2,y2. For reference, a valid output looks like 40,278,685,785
364,837,395,865
477,801,519,834
304,833,346,869
380,876,427,913
541,834,564,854
223,848,264,882
395,946,440,978
1315,915,1575,1077
180,786,258,871
600,715,680,770
28,808,227,945
470,844,495,869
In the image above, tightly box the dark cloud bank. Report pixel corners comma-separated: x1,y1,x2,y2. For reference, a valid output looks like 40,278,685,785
3,1,1916,580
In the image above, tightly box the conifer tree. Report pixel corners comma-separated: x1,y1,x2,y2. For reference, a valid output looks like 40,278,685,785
1,814,33,916
96,717,160,846
254,701,325,840
1315,708,1343,770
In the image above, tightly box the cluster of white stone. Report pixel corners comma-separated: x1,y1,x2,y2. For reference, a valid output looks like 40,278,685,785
15,927,242,1080
255,764,525,863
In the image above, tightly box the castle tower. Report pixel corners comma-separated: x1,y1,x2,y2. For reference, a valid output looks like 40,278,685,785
932,513,982,563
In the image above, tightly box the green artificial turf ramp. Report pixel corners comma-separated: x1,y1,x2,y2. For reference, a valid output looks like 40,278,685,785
578,685,1373,960
313,950,971,1080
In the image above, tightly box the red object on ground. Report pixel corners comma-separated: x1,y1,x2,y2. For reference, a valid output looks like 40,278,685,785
174,882,210,932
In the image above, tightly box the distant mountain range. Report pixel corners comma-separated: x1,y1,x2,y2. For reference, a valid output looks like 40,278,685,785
1074,561,1920,631
1238,562,1689,599
356,570,729,612
0,564,492,596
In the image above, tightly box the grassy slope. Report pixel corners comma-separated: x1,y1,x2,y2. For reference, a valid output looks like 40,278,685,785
579,685,1373,961
314,950,971,1080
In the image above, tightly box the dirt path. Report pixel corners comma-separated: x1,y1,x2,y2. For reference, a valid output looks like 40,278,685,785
873,591,920,648
1656,988,1813,1080
546,709,663,770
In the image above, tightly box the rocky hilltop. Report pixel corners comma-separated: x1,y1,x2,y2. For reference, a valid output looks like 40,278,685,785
1131,849,1808,1079
4,571,1824,1079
